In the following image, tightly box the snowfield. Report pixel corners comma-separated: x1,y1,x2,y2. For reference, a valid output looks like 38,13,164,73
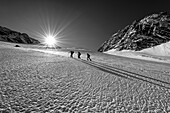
105,41,170,63
0,42,170,112
140,42,170,56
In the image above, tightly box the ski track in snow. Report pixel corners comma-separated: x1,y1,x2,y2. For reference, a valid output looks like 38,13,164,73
75,58,170,89
0,43,170,112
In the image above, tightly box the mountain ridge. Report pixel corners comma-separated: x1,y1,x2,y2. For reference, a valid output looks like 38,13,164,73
98,12,170,52
0,26,40,44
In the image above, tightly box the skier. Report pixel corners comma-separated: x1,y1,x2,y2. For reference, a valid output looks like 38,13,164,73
70,51,74,58
78,52,81,59
87,53,92,61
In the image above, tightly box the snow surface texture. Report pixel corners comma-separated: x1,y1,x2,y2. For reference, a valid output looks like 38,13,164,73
105,41,170,63
0,42,170,112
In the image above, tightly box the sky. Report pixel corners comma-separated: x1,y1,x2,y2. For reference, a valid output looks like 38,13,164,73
0,0,170,51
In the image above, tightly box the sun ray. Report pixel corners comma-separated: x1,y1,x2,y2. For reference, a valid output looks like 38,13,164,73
32,13,80,48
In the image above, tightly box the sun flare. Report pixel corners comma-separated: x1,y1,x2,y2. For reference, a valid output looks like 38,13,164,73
33,15,77,48
44,34,56,47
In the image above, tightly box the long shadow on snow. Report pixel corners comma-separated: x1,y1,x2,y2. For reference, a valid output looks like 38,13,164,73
92,60,170,86
73,58,170,89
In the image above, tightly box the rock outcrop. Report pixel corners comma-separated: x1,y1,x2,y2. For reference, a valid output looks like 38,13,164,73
98,12,170,52
0,26,40,44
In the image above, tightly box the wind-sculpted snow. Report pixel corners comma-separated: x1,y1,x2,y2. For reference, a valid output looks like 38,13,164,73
0,45,170,112
75,58,170,89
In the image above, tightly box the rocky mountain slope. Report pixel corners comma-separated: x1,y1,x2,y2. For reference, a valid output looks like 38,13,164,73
98,12,170,52
0,26,39,44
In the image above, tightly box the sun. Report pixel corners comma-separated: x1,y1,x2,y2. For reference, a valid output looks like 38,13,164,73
44,34,56,47
34,15,77,48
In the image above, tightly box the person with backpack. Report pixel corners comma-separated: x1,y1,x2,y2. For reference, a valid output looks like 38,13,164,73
87,53,92,61
78,52,81,59
70,51,74,58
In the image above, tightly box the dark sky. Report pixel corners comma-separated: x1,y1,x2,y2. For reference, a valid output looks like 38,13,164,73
0,0,170,50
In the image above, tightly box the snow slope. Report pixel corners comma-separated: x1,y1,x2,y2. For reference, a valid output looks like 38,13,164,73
140,41,170,56
1,41,170,112
105,41,170,63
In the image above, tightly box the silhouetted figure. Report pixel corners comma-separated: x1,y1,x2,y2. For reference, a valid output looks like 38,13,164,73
87,53,92,61
78,52,81,59
70,51,74,58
